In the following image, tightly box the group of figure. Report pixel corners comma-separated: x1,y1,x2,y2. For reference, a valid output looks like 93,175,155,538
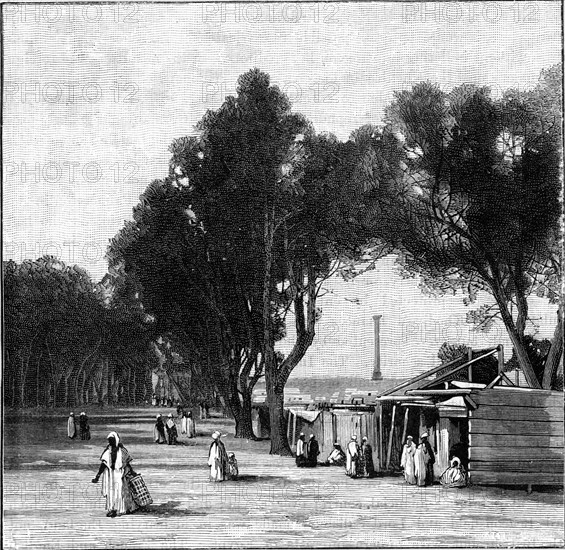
295,433,375,478
151,394,176,408
91,427,241,519
67,412,91,440
344,435,375,478
295,433,320,468
199,402,211,420
154,410,196,445
401,432,467,488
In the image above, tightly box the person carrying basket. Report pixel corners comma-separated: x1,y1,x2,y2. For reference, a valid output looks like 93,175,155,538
92,431,152,517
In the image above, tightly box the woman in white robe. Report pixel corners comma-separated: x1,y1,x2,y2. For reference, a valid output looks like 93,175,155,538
345,435,359,478
92,432,138,517
401,436,417,484
208,431,228,482
67,413,76,439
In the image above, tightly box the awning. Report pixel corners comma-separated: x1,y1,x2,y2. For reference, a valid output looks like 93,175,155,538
286,408,322,423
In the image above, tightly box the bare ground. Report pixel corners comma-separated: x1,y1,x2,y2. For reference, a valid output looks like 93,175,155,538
4,407,563,549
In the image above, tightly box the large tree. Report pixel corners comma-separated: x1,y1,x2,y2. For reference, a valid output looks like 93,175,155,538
110,69,375,450
360,66,562,388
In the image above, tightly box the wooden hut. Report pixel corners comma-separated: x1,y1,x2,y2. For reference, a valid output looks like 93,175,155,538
376,345,564,489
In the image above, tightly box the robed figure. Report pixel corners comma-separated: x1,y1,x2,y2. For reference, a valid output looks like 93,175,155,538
67,413,77,439
359,437,375,477
295,433,306,468
414,432,435,486
306,435,320,467
208,431,228,482
345,435,360,478
153,415,166,444
92,431,138,517
400,436,417,485
325,443,345,466
79,412,91,440
440,457,467,488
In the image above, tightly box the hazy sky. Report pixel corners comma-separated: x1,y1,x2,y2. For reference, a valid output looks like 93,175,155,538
3,2,561,376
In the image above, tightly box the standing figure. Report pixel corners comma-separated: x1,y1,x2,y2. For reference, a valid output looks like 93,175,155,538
154,414,166,444
295,433,306,468
414,432,435,486
151,394,157,406
165,414,178,445
306,434,320,467
400,436,417,485
205,403,210,419
325,443,345,466
176,402,183,417
67,412,77,439
345,435,360,478
207,431,228,482
227,452,239,479
91,432,138,517
440,457,467,488
199,402,206,420
359,437,375,478
421,432,435,485
79,412,91,440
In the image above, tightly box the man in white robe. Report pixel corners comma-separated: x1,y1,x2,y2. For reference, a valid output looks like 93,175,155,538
208,431,228,482
401,436,417,484
345,435,359,477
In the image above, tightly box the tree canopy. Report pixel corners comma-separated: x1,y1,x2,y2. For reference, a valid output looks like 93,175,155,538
358,65,562,388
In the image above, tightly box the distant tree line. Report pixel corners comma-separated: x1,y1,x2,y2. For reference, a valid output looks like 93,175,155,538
5,66,562,450
3,257,157,408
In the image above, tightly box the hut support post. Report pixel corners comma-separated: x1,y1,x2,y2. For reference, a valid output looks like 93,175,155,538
286,409,291,444
292,412,297,449
468,348,473,382
497,345,504,374
378,405,383,471
386,404,397,470
401,407,409,445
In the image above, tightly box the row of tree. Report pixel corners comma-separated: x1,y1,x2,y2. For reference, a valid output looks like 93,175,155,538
3,257,158,408
107,66,561,454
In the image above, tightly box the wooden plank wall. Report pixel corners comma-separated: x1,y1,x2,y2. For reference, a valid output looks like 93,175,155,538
468,389,564,486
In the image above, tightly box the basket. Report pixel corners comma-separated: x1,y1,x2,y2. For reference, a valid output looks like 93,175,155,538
128,474,153,507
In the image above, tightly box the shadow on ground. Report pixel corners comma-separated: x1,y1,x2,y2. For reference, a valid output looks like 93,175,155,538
137,501,208,517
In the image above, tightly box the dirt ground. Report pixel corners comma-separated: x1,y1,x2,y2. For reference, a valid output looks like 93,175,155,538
4,407,564,549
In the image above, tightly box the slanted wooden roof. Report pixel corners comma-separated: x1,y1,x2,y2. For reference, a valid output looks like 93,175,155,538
377,346,504,400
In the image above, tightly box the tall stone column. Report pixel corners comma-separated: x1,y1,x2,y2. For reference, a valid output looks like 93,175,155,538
372,314,383,380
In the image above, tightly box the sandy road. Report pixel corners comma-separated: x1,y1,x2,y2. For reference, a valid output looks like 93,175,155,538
4,407,563,549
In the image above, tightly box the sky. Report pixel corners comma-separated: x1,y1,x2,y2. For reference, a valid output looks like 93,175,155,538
3,2,562,376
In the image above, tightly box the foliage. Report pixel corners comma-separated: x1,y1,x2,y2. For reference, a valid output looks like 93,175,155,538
359,65,562,388
435,342,498,385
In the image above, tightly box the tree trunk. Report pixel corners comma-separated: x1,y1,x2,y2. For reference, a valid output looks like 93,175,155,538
234,389,256,439
494,292,541,388
266,387,292,455
543,306,563,389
